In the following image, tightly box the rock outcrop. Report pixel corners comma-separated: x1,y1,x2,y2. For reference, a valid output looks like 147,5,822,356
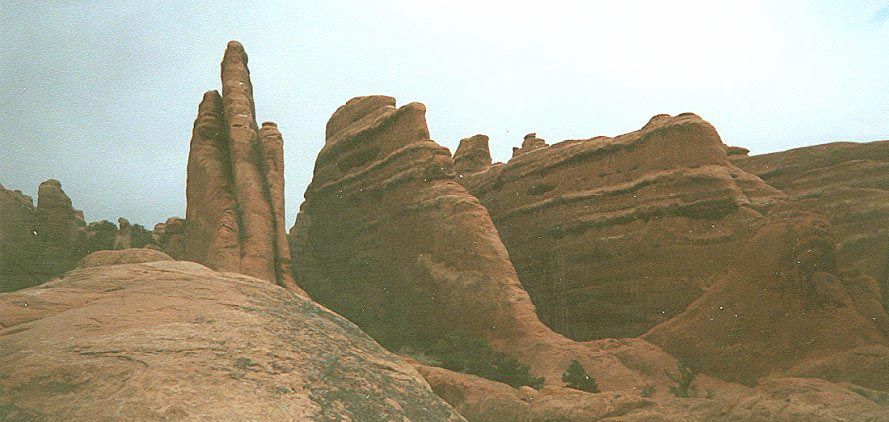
0,185,41,292
113,217,132,250
183,42,299,292
512,132,549,157
642,212,889,388
733,140,889,314
1,180,85,292
158,217,185,259
291,96,692,394
453,134,493,175
77,248,173,268
456,114,784,340
0,260,463,421
34,179,83,277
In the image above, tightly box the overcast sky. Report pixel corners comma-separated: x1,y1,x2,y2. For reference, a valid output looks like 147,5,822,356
3,1,889,227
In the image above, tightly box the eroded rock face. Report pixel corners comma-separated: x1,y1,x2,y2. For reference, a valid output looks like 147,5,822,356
0,262,463,421
77,248,173,268
290,96,689,394
0,185,40,292
113,217,132,250
733,140,889,316
34,179,83,278
642,212,889,389
1,180,85,292
457,114,784,340
183,42,298,292
453,134,493,175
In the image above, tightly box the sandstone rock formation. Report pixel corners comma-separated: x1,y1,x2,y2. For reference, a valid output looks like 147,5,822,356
512,132,549,157
455,114,783,340
0,185,41,292
77,248,173,268
1,180,84,291
0,260,463,420
34,179,84,277
290,96,692,394
157,216,185,259
290,94,889,420
453,134,493,175
113,217,132,250
183,42,299,292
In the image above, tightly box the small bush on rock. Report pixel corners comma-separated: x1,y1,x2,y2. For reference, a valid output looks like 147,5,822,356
562,360,599,393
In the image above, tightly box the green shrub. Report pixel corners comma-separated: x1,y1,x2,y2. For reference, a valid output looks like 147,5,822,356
561,360,599,393
409,333,545,390
666,361,696,398
130,223,156,248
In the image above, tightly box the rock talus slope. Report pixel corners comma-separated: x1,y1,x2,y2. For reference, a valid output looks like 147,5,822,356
0,251,463,421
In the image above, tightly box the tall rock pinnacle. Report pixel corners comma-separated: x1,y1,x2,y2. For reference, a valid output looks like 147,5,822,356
183,41,302,294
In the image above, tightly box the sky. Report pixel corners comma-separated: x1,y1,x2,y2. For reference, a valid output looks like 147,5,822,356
2,0,889,227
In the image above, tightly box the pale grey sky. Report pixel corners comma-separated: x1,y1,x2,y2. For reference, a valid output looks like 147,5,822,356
2,1,888,227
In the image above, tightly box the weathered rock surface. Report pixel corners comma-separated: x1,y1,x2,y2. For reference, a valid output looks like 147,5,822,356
417,364,889,421
0,185,41,292
77,248,173,268
643,212,889,388
733,140,889,315
0,261,463,421
1,180,85,292
113,217,132,250
183,42,298,292
290,96,691,394
453,134,493,175
34,179,84,277
457,114,784,340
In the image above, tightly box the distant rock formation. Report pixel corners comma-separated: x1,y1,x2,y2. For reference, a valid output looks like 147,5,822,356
0,259,463,421
183,42,300,293
0,185,41,291
1,180,85,291
512,132,549,157
158,217,185,259
113,217,132,250
453,134,492,175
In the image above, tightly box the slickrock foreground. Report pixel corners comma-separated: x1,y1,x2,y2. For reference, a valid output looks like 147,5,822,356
0,251,463,421
183,41,300,293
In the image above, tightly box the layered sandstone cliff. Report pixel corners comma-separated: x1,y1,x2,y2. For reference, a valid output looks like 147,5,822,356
457,114,784,340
